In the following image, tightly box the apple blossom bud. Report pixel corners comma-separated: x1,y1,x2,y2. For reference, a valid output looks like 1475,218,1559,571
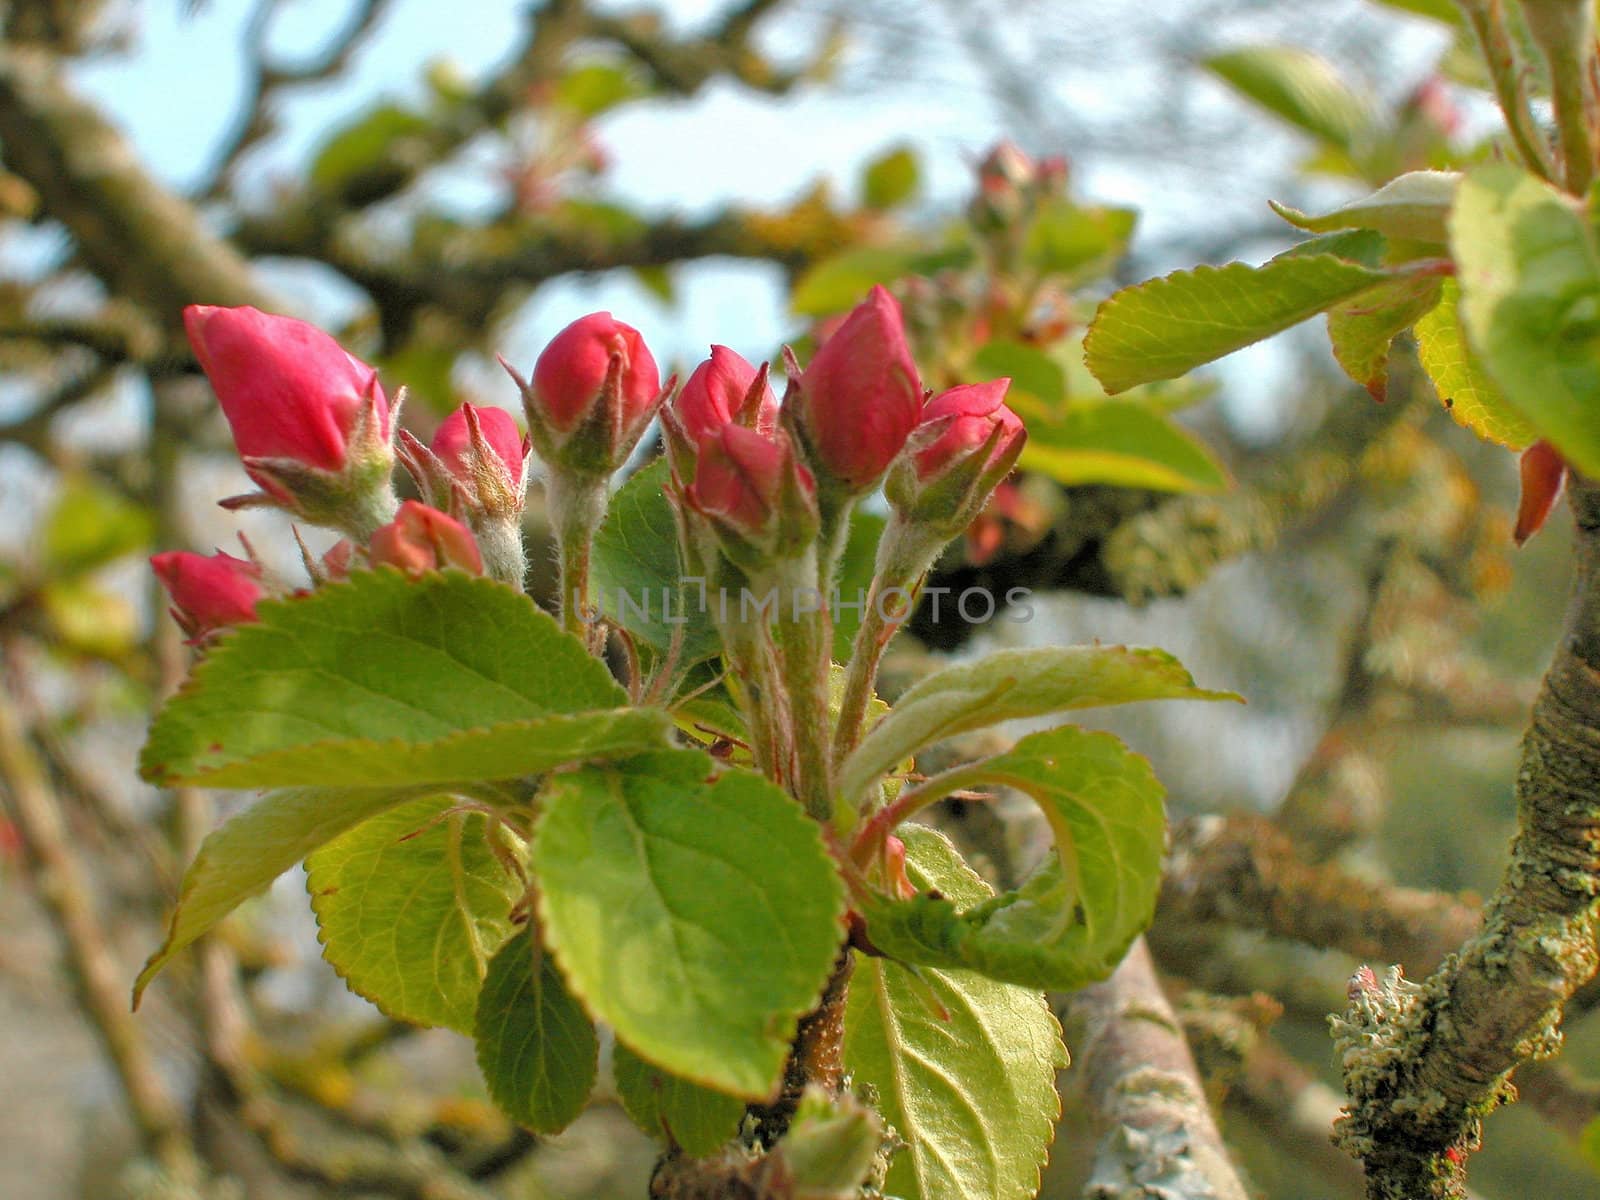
151,550,265,642
431,403,526,493
913,380,1026,481
509,312,664,478
183,305,398,535
886,378,1025,536
794,286,924,493
664,346,779,482
677,346,779,442
369,501,483,577
687,424,818,571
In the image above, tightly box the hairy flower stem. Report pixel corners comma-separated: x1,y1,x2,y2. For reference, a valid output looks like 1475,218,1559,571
771,553,836,822
1461,0,1558,181
1523,0,1600,194
833,513,944,776
1336,473,1600,1197
545,471,607,648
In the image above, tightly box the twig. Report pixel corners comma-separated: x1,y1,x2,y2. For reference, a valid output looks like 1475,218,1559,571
0,663,196,1177
197,0,396,199
1161,813,1482,974
1069,938,1250,1200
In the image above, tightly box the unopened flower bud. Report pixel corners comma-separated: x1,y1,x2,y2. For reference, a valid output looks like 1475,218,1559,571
151,550,265,642
183,305,397,536
793,286,923,494
665,346,778,480
507,312,664,477
432,403,526,495
887,378,1025,535
369,501,483,577
687,424,818,571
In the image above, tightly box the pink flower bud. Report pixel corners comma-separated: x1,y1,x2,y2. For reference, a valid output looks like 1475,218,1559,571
431,403,525,491
530,312,660,434
369,501,483,577
675,345,778,443
692,424,794,534
884,835,916,900
913,380,1025,482
151,550,265,641
796,286,923,492
183,305,389,485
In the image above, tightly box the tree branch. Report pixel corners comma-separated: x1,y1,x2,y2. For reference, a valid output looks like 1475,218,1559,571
1334,471,1600,1198
0,43,271,317
1069,938,1250,1200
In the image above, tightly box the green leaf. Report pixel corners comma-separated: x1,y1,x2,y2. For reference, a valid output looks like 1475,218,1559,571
310,103,430,196
592,459,721,665
556,63,640,117
1024,199,1137,282
1326,273,1444,397
1271,171,1459,244
1369,0,1461,22
1417,277,1537,449
140,569,668,788
790,244,971,317
474,928,598,1133
973,340,1066,408
1083,254,1390,393
1451,165,1600,473
844,828,1065,1200
306,795,525,1034
134,785,433,1004
839,645,1238,802
1274,228,1387,267
532,751,846,1099
862,145,920,210
863,730,1166,990
1015,400,1229,493
613,1042,745,1156
43,476,153,574
1204,46,1374,151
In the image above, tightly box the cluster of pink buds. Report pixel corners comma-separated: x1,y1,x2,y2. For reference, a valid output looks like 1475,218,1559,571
152,289,1026,729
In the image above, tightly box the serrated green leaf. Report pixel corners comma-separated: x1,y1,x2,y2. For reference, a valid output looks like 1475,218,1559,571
789,245,971,317
1326,273,1444,397
973,340,1066,408
474,928,598,1133
1024,199,1137,282
1084,254,1391,393
862,145,920,210
1271,171,1459,244
140,569,665,788
838,645,1238,803
613,1041,744,1155
43,476,153,574
592,459,721,664
1274,229,1388,266
1416,277,1536,449
844,828,1065,1200
864,730,1166,990
532,750,846,1100
1451,165,1600,472
134,784,435,1004
1015,400,1228,493
306,795,525,1033
1205,46,1374,151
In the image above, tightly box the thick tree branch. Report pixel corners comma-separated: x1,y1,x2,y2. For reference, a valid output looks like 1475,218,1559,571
1069,938,1250,1200
1335,472,1600,1198
0,44,271,316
